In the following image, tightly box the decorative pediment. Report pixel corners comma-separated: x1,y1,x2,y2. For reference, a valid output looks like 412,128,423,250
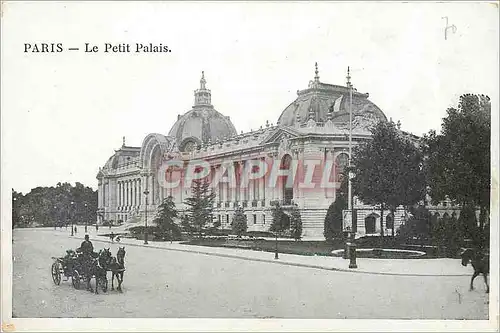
261,127,301,145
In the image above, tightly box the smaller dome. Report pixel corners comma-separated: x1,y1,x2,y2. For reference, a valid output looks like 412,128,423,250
277,64,387,127
168,72,237,151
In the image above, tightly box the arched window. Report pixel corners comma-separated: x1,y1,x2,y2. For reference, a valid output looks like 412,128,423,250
281,154,293,205
336,153,349,182
365,214,377,234
386,213,394,229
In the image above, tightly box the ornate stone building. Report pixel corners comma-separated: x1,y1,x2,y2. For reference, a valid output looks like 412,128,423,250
97,65,441,239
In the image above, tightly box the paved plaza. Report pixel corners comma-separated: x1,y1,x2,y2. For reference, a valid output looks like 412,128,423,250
12,228,489,319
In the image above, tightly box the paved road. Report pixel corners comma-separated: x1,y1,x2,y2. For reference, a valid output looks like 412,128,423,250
12,228,489,319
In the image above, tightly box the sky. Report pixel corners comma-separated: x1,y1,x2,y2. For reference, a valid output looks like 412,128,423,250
2,1,498,194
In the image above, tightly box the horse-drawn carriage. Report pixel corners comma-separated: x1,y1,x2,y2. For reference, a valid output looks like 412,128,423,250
51,247,126,293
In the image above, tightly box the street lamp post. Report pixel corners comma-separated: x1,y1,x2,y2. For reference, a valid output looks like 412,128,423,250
54,205,57,230
70,201,75,236
346,66,357,269
143,189,150,245
84,203,88,233
274,232,279,259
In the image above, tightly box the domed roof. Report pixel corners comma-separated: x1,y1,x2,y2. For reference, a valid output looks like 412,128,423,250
277,64,387,127
168,72,237,151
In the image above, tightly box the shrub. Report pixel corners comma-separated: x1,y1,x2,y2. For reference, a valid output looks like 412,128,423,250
290,206,302,241
396,206,432,242
232,206,248,237
324,194,347,241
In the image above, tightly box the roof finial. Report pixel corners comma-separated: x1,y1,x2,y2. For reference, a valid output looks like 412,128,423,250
122,136,126,147
346,66,351,87
200,71,206,89
314,62,320,82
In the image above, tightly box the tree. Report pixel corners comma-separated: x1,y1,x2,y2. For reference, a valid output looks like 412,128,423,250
350,120,426,237
184,178,216,238
424,94,490,229
397,206,432,242
12,189,24,228
231,206,248,237
289,205,303,241
269,202,289,233
181,214,195,235
324,177,348,241
153,196,181,240
324,196,347,241
11,182,97,228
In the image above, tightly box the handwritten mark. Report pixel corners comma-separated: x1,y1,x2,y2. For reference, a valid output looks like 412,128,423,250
2,322,16,332
442,17,457,40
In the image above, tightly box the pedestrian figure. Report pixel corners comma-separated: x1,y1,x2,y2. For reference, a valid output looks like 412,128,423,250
110,231,115,243
96,224,99,232
74,226,77,234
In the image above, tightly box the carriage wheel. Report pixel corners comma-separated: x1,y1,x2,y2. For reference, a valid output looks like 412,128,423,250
99,277,108,293
51,262,61,285
72,270,81,290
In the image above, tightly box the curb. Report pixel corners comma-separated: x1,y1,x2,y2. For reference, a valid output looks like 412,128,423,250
59,233,470,277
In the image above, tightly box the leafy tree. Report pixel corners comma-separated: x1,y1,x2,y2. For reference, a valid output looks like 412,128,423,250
396,206,432,241
11,182,97,228
269,202,289,233
424,94,490,229
350,120,426,237
323,197,346,241
12,189,24,228
180,214,195,235
324,175,348,241
289,205,303,241
231,206,248,237
153,196,181,240
184,178,216,238
431,214,462,258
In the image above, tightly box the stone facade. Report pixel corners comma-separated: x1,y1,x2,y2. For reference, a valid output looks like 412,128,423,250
97,65,449,239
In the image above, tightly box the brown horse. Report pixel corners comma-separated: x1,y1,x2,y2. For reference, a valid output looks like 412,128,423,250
460,248,489,293
110,247,126,292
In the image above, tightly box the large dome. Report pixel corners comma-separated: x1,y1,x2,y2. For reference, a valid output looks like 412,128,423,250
277,65,387,127
168,72,237,151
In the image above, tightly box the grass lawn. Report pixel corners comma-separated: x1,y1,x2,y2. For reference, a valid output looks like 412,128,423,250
182,236,444,258
183,238,346,257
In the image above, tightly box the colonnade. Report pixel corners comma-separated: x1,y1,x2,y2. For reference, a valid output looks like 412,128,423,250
117,178,142,209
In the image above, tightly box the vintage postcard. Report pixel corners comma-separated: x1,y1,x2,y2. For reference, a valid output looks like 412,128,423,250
1,1,499,332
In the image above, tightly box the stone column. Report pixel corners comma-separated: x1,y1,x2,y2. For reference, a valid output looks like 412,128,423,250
140,175,146,207
97,181,102,208
135,179,138,207
132,179,135,207
231,162,237,203
121,181,125,208
137,178,140,206
127,180,131,208
259,161,266,207
105,180,110,208
149,174,154,204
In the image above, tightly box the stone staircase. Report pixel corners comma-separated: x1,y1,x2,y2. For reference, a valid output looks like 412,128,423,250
299,208,327,239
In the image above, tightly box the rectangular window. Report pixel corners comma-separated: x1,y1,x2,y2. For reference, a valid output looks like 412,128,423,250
263,215,265,224
226,214,230,225
253,214,257,225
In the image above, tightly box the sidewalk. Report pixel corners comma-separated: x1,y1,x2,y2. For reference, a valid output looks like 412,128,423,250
48,227,471,277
